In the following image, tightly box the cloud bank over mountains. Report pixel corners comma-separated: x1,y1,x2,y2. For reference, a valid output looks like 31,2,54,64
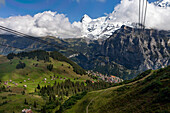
112,0,170,30
0,11,82,38
0,0,169,38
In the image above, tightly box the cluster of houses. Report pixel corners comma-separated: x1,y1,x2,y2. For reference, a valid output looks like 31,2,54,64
1,75,69,89
39,76,67,84
87,70,123,83
2,79,29,88
1,80,18,87
22,108,32,113
1,71,124,90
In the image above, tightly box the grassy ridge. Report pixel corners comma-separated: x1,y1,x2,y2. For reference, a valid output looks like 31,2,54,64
50,51,86,75
0,51,92,113
7,50,86,75
1,50,169,113
0,55,90,93
66,66,170,113
0,92,45,113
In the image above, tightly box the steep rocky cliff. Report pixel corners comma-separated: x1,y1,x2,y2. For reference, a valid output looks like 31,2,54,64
0,26,169,79
102,25,170,71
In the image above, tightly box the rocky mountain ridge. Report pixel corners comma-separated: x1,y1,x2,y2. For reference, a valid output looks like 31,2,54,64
70,26,170,79
0,25,169,79
80,0,170,40
154,0,170,7
101,26,170,71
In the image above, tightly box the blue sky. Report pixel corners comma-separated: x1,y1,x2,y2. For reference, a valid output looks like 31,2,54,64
0,0,168,38
0,0,157,23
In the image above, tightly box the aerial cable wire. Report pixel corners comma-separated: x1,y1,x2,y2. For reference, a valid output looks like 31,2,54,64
139,0,141,28
0,43,21,50
0,43,28,51
143,0,148,31
0,26,53,47
141,0,145,30
0,26,61,49
0,42,41,53
0,25,80,55
0,25,64,49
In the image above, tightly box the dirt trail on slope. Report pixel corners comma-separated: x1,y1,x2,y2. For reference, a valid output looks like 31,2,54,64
86,71,154,113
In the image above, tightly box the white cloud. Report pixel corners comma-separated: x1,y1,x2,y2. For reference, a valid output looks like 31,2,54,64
0,11,82,38
111,0,170,30
0,0,170,39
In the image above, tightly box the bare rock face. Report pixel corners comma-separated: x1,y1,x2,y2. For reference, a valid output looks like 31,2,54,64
67,26,169,79
101,25,170,72
0,25,169,79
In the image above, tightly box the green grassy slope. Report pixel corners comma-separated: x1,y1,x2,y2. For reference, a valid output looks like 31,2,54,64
0,53,91,93
0,51,93,113
0,55,8,64
66,66,170,113
0,57,88,80
0,92,45,113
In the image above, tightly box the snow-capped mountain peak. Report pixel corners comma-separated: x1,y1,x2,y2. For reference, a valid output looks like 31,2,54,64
80,14,92,23
80,0,170,40
80,14,133,40
154,0,170,7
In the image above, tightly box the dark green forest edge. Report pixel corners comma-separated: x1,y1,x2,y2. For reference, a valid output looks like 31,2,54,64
0,50,113,113
7,50,86,75
66,66,170,113
105,66,170,113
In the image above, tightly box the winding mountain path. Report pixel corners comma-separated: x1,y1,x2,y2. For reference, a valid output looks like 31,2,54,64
86,71,154,113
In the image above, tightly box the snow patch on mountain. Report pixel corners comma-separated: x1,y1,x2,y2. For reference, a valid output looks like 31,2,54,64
80,0,170,40
80,14,134,40
154,0,170,7
0,0,169,40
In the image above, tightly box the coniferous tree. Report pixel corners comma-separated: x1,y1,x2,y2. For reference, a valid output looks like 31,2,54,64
66,90,69,96
55,99,59,106
7,53,15,60
37,84,40,89
47,64,53,71
24,98,28,104
16,62,26,69
49,95,52,102
41,105,46,113
22,90,25,95
34,101,37,108
54,81,57,85
52,94,56,101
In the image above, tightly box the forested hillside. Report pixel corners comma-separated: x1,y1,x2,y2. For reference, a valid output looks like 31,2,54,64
66,66,170,113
